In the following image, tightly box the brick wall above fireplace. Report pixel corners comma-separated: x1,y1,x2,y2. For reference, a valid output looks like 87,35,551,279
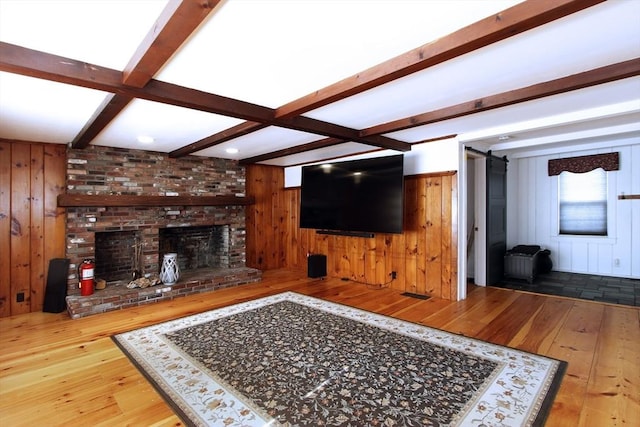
63,146,259,311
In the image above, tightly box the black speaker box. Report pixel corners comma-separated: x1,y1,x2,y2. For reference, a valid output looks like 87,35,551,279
43,258,70,313
307,254,327,278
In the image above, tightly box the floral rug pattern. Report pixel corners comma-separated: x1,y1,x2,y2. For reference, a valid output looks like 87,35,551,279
112,292,566,427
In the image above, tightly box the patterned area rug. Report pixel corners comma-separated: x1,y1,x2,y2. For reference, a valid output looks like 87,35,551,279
112,292,566,426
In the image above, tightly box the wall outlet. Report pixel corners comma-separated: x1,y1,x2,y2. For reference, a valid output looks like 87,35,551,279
614,258,620,267
16,292,25,303
390,271,397,279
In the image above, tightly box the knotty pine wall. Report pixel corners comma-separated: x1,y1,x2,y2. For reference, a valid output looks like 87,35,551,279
0,140,66,317
246,164,458,300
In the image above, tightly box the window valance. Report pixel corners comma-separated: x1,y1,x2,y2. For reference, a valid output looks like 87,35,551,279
548,152,619,176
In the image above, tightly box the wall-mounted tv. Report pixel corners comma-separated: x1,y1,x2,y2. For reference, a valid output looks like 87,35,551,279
300,154,404,235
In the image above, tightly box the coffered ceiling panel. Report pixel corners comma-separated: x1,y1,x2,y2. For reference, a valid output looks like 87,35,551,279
0,72,108,143
0,0,638,165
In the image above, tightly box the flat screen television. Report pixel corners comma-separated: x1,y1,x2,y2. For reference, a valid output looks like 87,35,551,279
299,154,404,235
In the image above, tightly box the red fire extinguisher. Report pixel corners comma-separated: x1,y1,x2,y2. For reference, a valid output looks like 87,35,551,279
78,258,95,296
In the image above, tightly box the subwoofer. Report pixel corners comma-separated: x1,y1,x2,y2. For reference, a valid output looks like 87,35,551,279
307,254,327,278
43,258,70,313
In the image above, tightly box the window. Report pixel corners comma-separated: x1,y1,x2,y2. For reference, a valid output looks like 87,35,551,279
558,168,607,236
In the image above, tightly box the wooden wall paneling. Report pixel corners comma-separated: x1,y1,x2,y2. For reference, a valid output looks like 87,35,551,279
330,237,341,279
0,142,11,317
327,235,337,276
279,171,289,269
316,233,329,267
370,236,379,284
245,165,267,269
425,177,443,297
244,167,257,267
344,237,354,281
284,187,298,269
298,227,311,270
363,236,373,283
270,166,286,269
284,188,301,269
10,143,31,315
356,237,365,282
29,145,45,312
389,232,406,291
378,234,392,287
381,235,392,285
297,227,311,270
446,174,459,300
334,235,349,278
261,166,277,269
43,143,67,277
441,174,453,300
42,144,67,310
370,235,385,285
403,177,418,295
415,177,429,295
246,165,459,300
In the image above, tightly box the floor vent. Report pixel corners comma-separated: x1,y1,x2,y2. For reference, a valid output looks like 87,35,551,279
401,292,430,300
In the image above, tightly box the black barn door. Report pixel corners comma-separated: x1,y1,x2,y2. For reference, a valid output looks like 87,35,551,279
486,155,507,285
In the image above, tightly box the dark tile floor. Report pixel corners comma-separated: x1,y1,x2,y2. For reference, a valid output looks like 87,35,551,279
493,270,640,307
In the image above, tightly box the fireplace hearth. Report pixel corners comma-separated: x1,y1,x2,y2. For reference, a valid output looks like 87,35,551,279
65,266,261,319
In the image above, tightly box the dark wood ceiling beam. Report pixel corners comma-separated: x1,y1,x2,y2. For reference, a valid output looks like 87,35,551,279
278,115,410,152
239,58,638,165
275,0,604,119
170,121,268,157
362,58,640,136
123,0,221,87
71,94,133,149
0,42,410,151
0,42,278,121
71,0,221,149
170,117,411,158
189,0,604,160
238,133,461,166
239,138,346,165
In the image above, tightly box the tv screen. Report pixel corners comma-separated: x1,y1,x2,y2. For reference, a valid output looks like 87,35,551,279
300,154,404,235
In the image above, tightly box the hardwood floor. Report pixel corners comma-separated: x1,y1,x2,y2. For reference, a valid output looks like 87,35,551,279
1,269,638,426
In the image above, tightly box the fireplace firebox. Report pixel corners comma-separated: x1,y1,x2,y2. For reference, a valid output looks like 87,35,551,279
159,225,230,272
95,230,138,282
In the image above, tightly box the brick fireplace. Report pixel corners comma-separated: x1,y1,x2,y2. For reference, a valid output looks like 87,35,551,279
63,146,261,318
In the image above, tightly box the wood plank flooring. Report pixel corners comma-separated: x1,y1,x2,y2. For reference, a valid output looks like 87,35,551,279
1,269,638,426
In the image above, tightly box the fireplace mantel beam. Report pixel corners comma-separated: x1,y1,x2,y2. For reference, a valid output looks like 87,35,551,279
57,194,255,207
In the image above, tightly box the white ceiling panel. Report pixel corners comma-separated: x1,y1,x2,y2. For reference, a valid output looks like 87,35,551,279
261,142,375,167
305,0,640,130
0,0,638,167
157,0,522,107
0,72,108,143
194,125,322,159
386,77,640,144
92,98,245,153
0,0,169,70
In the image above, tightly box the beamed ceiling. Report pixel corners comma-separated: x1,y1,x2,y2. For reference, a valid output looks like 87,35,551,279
0,0,639,166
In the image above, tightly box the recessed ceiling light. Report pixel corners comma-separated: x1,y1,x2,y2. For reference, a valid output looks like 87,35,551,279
497,135,512,141
137,135,154,144
225,148,239,154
